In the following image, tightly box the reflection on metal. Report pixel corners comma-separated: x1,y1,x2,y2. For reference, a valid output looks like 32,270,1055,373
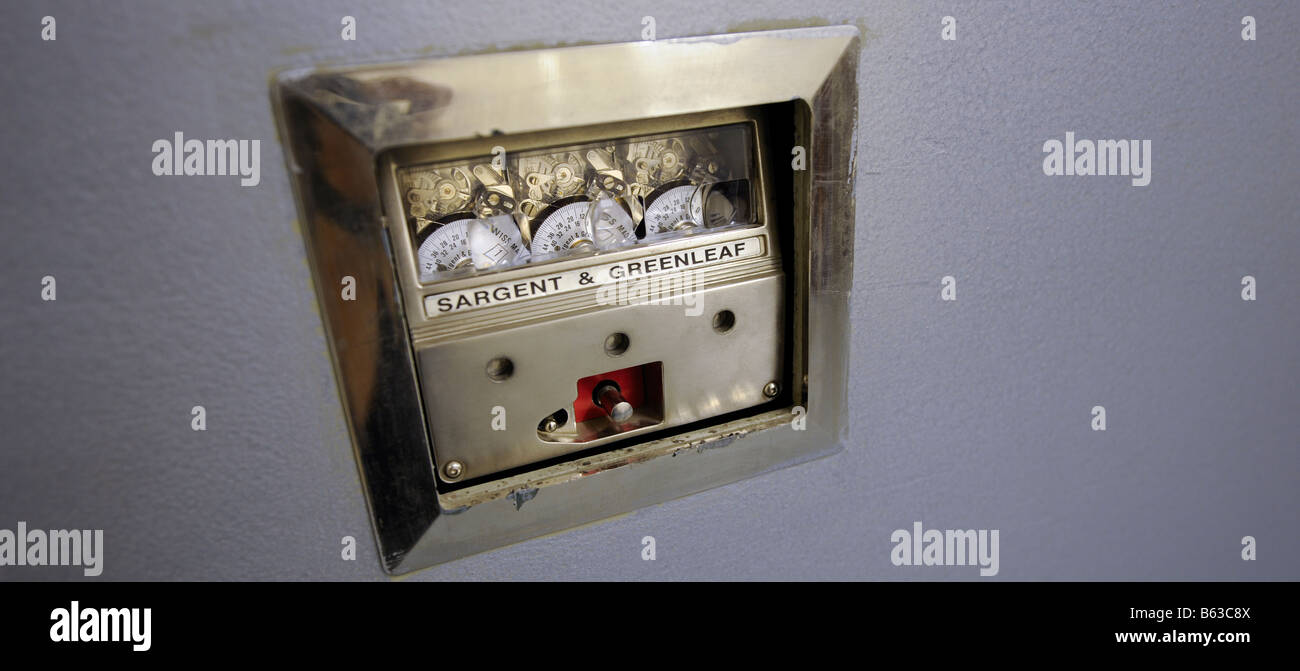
272,26,859,574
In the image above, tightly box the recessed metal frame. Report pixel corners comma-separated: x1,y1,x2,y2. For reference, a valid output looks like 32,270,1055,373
271,26,860,574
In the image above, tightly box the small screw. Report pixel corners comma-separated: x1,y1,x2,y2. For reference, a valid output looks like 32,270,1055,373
443,460,464,480
542,418,559,432
763,381,780,398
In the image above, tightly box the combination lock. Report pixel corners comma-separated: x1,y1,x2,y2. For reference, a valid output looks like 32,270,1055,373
275,25,860,572
388,123,776,481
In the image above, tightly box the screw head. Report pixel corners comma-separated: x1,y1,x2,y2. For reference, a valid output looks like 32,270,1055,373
763,381,780,398
443,460,464,480
542,418,559,433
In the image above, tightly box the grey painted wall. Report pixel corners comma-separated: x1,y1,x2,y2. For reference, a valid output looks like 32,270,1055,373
1,1,1295,580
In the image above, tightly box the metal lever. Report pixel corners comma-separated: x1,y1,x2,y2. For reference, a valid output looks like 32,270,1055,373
593,381,634,423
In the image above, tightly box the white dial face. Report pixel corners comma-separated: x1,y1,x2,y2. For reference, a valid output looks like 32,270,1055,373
418,218,528,279
531,201,635,255
643,185,704,235
417,220,473,276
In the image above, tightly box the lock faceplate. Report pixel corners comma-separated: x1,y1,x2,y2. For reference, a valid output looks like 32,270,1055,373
418,271,784,481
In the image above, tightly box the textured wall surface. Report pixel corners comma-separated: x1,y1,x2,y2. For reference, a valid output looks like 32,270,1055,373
1,1,1296,580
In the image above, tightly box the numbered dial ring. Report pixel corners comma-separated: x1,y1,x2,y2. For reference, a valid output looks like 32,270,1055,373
417,219,475,276
530,199,637,255
416,216,529,278
642,184,705,235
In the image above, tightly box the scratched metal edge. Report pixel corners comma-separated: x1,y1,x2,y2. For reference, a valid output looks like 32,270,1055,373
270,80,441,573
398,413,846,573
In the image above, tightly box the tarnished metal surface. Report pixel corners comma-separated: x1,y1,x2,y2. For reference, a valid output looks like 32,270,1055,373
272,26,859,573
